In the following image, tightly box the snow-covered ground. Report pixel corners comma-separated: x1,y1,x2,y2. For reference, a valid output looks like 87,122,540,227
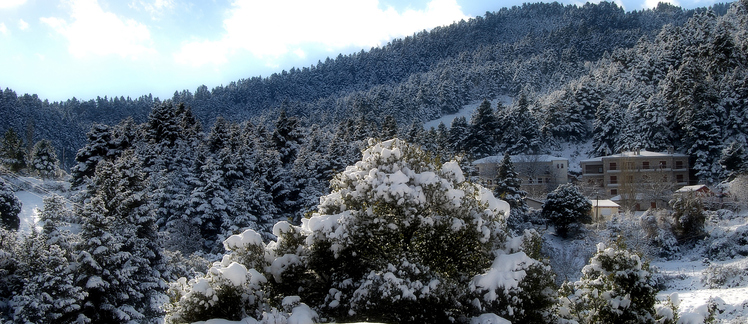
423,96,513,130
15,190,44,234
655,256,748,323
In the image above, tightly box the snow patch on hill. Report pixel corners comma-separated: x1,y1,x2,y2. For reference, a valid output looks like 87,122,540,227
423,96,513,130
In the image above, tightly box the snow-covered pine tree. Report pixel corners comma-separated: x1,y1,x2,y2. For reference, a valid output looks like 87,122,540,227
109,150,167,320
0,180,21,231
30,139,59,179
494,153,529,232
466,99,499,159
448,116,469,155
11,231,85,324
720,141,748,179
70,123,114,187
500,94,542,155
75,194,141,323
542,183,592,238
590,100,621,157
271,110,302,167
380,114,398,140
0,128,27,172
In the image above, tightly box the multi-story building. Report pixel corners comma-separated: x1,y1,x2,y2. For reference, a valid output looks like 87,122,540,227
580,150,690,210
474,154,568,197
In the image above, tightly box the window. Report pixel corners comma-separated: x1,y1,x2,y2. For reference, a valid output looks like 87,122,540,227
561,164,564,169
610,189,618,195
609,162,617,171
528,178,533,184
642,161,650,169
598,167,603,173
626,162,635,170
537,178,543,184
675,161,684,169
651,201,657,209
659,161,667,168
610,176,617,184
627,175,634,183
676,174,684,183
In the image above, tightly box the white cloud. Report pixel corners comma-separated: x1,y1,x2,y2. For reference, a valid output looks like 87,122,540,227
0,23,7,35
41,0,155,59
0,0,26,9
129,0,175,19
174,0,469,67
18,19,28,30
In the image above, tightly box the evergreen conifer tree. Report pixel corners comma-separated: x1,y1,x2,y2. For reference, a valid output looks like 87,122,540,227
494,153,529,231
466,99,499,159
0,128,27,172
30,139,59,179
0,180,21,231
542,183,592,238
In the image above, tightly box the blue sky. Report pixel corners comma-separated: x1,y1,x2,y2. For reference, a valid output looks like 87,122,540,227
0,0,724,102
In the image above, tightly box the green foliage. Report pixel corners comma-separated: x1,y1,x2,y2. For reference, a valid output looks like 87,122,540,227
30,139,59,179
542,183,592,238
558,239,658,324
0,128,27,172
0,180,21,231
669,193,707,243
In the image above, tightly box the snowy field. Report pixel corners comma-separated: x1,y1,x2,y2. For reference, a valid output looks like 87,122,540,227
423,96,513,130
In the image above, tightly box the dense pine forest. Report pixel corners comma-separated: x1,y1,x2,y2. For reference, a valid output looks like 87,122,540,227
2,1,748,323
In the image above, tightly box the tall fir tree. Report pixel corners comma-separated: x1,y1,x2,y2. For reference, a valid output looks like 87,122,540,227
493,153,529,231
466,99,499,159
0,128,27,172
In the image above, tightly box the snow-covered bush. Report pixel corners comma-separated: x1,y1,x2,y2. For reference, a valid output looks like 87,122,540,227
166,229,270,323
670,194,707,243
701,264,748,288
304,138,512,322
557,239,659,324
655,293,680,324
706,224,748,260
640,209,680,259
542,183,592,238
0,180,21,231
471,230,557,323
166,138,554,324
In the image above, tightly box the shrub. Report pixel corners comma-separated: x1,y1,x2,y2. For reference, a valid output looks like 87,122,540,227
669,194,707,243
558,239,658,324
701,264,747,288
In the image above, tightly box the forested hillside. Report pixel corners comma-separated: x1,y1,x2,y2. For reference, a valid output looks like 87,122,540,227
0,1,720,169
3,1,748,322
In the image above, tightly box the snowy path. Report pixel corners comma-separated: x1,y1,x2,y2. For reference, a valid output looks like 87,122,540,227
15,190,44,234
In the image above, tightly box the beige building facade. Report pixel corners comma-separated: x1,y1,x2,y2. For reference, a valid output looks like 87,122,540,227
580,150,690,210
474,154,569,197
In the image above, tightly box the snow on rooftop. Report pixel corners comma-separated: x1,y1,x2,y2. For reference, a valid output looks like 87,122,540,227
675,185,710,193
590,199,620,208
